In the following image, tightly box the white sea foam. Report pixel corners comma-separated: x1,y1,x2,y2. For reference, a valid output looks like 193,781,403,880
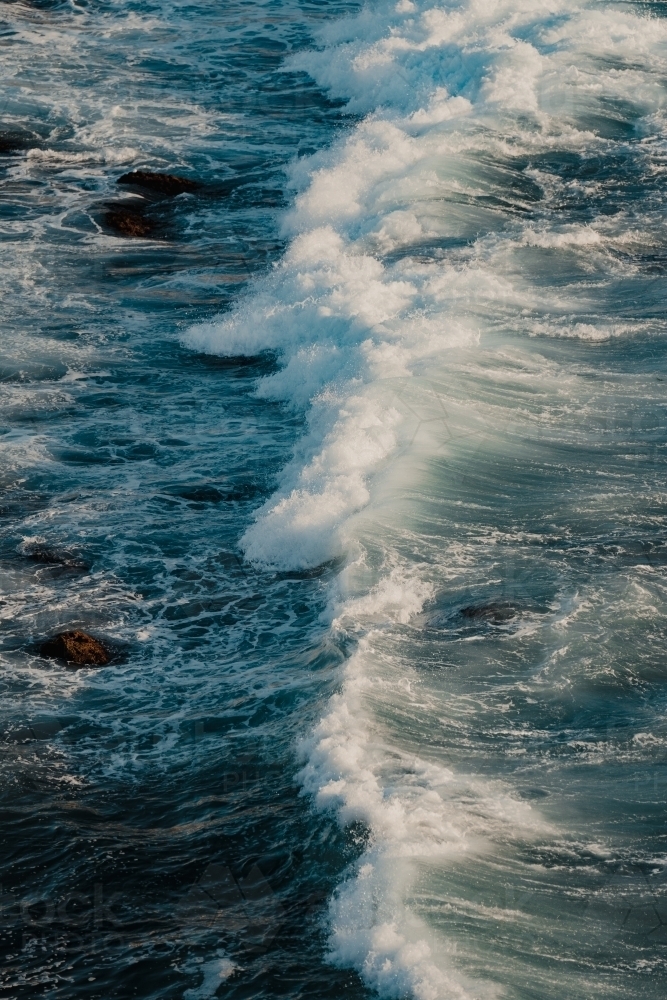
182,952,236,1000
185,0,667,571
25,146,139,166
298,573,549,999
184,0,667,994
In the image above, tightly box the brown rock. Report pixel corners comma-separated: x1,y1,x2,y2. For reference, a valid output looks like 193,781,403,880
40,631,109,666
117,170,200,197
104,205,154,238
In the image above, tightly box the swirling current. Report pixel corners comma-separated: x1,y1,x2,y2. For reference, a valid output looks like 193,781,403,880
1,1,667,998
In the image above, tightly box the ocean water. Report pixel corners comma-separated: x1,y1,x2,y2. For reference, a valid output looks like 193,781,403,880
1,0,667,997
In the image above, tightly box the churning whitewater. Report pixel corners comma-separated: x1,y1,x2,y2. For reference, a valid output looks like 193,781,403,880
186,1,667,997
2,0,666,997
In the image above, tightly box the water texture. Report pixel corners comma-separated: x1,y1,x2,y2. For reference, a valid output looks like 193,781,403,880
1,0,667,998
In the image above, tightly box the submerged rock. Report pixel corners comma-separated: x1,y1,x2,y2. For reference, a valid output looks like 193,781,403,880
23,544,89,570
40,630,109,666
177,485,225,504
4,719,64,743
460,602,517,625
117,170,200,196
104,204,154,238
0,130,36,155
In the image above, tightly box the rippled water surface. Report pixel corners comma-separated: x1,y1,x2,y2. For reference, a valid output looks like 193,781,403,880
2,0,667,998
0,1,366,997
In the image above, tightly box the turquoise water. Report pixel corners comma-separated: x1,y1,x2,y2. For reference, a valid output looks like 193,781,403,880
1,1,667,998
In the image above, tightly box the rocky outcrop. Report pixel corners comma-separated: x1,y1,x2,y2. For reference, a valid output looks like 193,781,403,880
103,170,200,238
117,170,200,196
40,631,109,666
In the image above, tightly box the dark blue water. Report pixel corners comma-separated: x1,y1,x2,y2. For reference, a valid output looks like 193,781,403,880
0,2,369,997
2,1,667,998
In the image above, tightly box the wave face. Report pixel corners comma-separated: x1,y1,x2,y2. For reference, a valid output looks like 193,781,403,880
186,1,667,997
